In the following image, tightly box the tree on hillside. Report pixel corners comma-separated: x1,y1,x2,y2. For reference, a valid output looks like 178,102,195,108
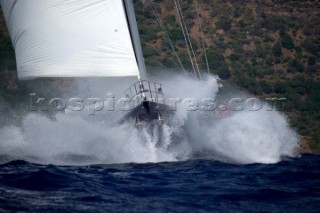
217,64,231,79
207,49,225,69
288,58,304,73
273,41,282,58
216,17,232,31
280,31,295,50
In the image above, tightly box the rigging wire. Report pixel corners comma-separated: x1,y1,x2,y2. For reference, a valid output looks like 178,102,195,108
195,0,210,75
175,0,202,79
150,2,187,74
173,0,197,78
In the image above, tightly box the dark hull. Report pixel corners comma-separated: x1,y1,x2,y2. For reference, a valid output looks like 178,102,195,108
120,101,176,147
120,101,175,127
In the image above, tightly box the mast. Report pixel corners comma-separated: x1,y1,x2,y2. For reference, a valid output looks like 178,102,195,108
123,0,148,81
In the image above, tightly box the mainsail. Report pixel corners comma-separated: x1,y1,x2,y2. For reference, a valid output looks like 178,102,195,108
0,0,145,80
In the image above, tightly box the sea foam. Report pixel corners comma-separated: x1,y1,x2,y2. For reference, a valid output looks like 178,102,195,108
0,74,299,165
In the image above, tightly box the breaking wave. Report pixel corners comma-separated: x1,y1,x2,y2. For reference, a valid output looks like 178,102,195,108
0,75,299,165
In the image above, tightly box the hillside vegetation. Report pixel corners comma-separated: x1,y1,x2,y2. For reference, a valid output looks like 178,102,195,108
134,0,320,152
0,0,319,152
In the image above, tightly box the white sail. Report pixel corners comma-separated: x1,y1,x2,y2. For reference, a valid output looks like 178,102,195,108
0,0,140,80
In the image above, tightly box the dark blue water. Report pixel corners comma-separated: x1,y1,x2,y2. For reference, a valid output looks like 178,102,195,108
0,155,319,213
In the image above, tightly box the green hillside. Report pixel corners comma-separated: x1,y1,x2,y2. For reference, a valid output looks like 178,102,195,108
134,0,320,152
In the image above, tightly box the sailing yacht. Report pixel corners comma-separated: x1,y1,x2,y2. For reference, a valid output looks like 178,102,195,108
0,0,172,126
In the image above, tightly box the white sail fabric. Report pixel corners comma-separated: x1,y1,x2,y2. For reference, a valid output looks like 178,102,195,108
0,0,140,80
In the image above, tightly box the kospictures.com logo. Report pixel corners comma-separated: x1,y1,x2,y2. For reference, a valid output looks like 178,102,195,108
28,93,290,115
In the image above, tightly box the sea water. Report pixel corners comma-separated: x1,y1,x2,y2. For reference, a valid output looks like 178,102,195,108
0,156,319,212
1,75,316,212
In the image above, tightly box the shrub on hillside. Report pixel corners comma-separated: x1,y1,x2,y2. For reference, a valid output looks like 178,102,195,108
216,17,232,31
280,31,295,50
161,57,177,68
261,15,287,32
308,57,316,66
142,45,158,57
164,15,176,24
303,39,320,56
139,26,158,41
0,38,16,70
273,41,282,58
288,58,304,72
259,80,273,94
217,64,231,79
207,49,225,68
274,81,288,94
229,53,240,61
168,29,184,41
306,65,317,74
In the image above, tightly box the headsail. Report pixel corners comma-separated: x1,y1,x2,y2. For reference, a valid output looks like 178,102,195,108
0,0,141,80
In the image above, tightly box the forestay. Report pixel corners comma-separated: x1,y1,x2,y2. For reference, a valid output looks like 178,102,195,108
0,0,140,80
